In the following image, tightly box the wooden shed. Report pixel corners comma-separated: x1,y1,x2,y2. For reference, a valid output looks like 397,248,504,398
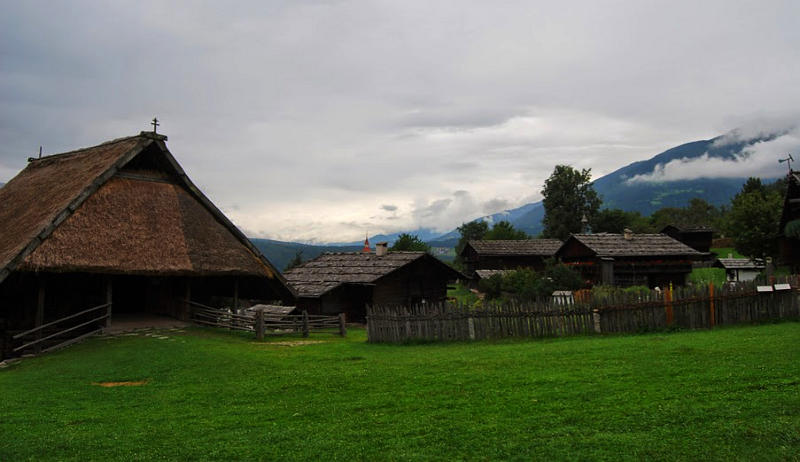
284,246,463,321
459,239,563,278
714,258,765,282
555,231,702,288
660,225,714,254
0,132,293,357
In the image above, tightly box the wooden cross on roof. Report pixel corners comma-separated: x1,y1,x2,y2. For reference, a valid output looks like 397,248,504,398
151,117,160,134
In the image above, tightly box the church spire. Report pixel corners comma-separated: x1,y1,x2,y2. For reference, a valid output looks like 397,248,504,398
362,233,371,253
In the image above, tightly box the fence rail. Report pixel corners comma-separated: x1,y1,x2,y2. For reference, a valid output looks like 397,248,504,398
187,301,346,338
12,302,110,353
367,277,800,343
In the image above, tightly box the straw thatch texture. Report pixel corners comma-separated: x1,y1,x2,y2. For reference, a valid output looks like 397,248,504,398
20,177,271,276
285,252,436,297
466,239,562,256
0,137,144,275
567,233,702,257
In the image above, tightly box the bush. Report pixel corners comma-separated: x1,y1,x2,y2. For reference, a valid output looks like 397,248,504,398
478,263,583,301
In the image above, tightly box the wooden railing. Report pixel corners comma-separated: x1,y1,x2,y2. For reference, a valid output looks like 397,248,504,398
12,302,111,354
187,300,346,338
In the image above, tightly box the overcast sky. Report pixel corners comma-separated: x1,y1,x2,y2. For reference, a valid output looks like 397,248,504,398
2,1,800,243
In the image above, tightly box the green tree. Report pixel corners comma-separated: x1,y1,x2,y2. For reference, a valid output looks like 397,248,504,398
454,220,489,270
484,220,529,240
454,220,489,257
390,233,431,252
541,165,601,240
726,184,782,263
649,198,725,233
592,208,649,234
284,250,304,272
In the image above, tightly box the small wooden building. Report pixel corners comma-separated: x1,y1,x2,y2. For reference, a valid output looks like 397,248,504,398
660,225,713,254
779,171,800,270
284,245,462,321
555,231,702,288
714,258,765,282
459,239,563,278
0,132,293,357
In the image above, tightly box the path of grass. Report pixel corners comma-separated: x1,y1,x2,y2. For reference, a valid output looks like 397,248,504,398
1,323,799,461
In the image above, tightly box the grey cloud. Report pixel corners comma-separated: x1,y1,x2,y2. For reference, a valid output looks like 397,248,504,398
483,198,510,214
2,2,800,242
380,204,398,212
628,124,800,183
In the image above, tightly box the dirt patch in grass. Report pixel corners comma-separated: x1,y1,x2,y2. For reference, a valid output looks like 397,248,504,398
256,340,326,347
92,380,148,387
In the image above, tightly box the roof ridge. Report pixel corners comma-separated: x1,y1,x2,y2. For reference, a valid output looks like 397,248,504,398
27,134,147,163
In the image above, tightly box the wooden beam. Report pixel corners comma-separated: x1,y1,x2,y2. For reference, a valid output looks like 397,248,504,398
35,276,45,354
105,278,113,328
233,279,239,314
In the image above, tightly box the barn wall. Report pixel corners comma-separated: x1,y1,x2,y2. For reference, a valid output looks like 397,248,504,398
372,258,450,307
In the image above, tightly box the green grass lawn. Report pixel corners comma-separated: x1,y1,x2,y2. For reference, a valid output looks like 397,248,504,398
711,247,746,259
688,267,727,286
2,324,799,460
447,282,480,305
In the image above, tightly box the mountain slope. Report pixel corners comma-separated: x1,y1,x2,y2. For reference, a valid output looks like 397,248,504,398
250,238,362,273
474,133,778,236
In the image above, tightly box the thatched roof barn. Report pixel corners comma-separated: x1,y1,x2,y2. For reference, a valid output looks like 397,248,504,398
285,244,462,321
459,239,562,278
0,131,292,357
555,231,703,287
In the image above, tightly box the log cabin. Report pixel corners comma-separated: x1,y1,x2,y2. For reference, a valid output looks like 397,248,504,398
459,239,562,279
660,225,713,254
284,243,463,321
555,230,702,288
0,131,293,357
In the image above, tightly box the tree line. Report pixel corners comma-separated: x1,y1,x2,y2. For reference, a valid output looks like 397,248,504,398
453,165,786,266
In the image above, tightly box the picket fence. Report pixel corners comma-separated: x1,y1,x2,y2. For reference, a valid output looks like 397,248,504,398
366,276,800,343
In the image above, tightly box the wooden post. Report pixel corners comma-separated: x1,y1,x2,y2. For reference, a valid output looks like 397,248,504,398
233,279,239,314
183,279,192,322
709,282,715,328
302,310,309,338
665,282,674,326
468,317,476,340
255,308,264,341
592,309,601,334
105,278,113,329
338,313,347,337
35,276,46,354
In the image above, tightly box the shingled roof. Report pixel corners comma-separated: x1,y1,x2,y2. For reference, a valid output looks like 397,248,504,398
714,258,765,270
0,132,292,299
465,239,562,256
564,233,703,258
284,252,460,297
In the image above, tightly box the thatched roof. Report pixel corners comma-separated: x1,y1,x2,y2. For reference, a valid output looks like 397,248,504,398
563,233,703,258
284,251,461,297
0,132,292,298
465,239,562,257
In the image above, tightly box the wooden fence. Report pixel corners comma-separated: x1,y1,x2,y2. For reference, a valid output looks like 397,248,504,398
366,277,800,343
11,302,111,354
188,301,346,339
